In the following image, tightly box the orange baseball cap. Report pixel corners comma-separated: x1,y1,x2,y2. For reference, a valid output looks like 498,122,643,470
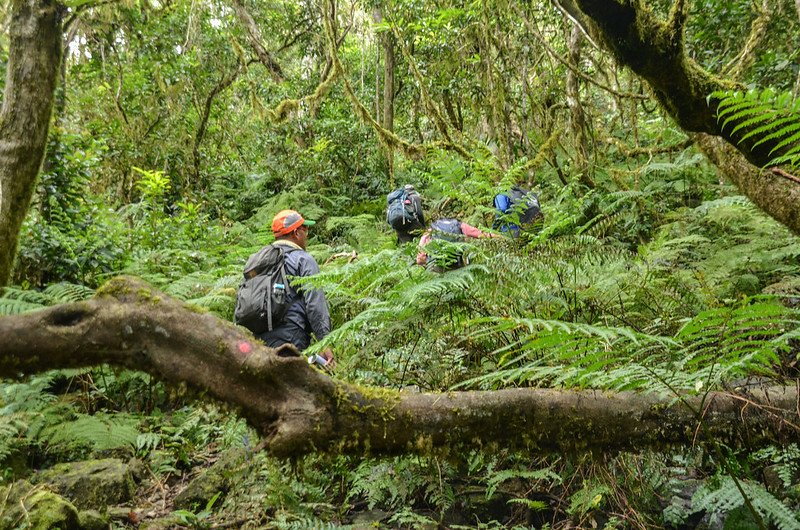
272,209,316,236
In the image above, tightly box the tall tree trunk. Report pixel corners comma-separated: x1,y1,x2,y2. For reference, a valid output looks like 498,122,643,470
566,23,593,189
382,30,396,180
1,277,798,458
0,0,62,288
382,29,396,184
372,7,396,183
373,9,382,125
442,89,463,132
193,67,242,190
476,9,513,168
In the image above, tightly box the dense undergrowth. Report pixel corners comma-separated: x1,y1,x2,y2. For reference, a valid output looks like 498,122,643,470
3,143,800,529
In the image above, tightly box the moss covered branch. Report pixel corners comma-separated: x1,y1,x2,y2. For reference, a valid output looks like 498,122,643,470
1,277,798,458
554,0,800,235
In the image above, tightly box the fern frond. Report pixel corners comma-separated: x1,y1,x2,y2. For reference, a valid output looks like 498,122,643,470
39,413,140,452
42,282,95,303
712,89,800,170
485,467,562,499
0,298,47,315
692,476,800,530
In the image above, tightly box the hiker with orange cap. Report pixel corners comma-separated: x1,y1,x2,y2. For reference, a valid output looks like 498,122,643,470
255,209,333,364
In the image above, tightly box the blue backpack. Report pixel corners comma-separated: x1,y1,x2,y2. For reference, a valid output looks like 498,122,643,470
493,186,541,234
430,218,463,241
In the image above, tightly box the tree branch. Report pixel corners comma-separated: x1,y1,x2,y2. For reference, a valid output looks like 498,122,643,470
696,134,800,232
722,0,771,80
553,0,800,235
517,5,648,101
193,66,242,186
230,0,284,83
770,166,800,186
1,276,798,458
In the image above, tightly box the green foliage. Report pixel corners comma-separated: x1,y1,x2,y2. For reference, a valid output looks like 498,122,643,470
711,89,800,169
347,456,455,514
689,476,800,530
174,491,221,530
458,298,797,392
36,413,140,453
485,467,562,500
15,134,127,287
0,283,95,315
5,1,800,525
0,371,141,465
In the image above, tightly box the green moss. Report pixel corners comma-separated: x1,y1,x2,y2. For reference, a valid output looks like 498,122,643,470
95,278,132,298
78,509,110,530
134,288,163,305
332,383,401,429
0,481,80,530
413,434,433,453
35,458,136,510
185,303,208,314
270,99,300,123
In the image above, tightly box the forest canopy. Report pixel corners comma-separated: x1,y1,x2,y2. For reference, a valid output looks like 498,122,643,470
2,0,800,528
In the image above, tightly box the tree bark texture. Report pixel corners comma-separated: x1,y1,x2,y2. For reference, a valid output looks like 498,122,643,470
1,277,798,458
0,0,62,288
555,0,800,235
696,133,800,232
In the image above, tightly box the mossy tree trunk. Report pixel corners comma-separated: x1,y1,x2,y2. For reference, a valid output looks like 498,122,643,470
0,0,62,288
566,23,592,188
557,0,800,235
1,277,797,458
382,28,396,184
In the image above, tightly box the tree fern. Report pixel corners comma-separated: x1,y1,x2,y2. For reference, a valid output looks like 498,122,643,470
0,288,52,315
485,467,562,500
0,417,25,465
0,283,94,316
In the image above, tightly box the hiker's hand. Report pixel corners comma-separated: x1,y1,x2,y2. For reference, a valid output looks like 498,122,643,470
321,348,336,370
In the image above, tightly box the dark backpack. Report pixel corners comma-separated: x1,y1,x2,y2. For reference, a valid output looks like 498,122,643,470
234,244,289,335
428,218,465,269
494,186,541,225
387,187,424,232
430,218,463,241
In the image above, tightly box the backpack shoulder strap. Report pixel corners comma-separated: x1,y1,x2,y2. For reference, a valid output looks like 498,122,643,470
244,244,285,279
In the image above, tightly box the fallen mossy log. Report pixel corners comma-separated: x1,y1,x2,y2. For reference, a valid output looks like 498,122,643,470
1,276,797,457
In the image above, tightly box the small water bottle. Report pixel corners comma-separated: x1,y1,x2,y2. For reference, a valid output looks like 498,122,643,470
308,354,328,368
272,282,285,303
